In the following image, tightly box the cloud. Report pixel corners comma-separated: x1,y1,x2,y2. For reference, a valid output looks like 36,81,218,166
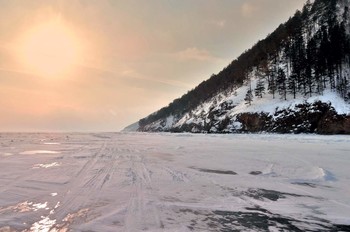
175,47,220,62
241,2,258,18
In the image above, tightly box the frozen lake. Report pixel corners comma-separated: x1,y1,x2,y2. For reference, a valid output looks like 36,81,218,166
0,133,349,231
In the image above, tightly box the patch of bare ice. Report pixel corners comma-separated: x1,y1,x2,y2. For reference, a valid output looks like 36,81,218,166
20,150,60,155
33,162,60,169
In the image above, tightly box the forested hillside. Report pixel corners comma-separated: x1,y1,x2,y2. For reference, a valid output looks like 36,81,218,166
127,0,350,134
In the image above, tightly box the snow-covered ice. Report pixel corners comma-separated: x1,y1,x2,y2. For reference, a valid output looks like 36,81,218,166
0,132,349,231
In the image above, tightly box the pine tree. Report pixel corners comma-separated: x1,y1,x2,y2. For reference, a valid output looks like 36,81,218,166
268,73,277,99
296,34,307,95
305,38,317,97
276,68,287,100
283,38,292,80
313,30,325,95
244,88,253,106
318,25,330,90
343,6,350,69
254,66,266,98
288,73,298,99
268,56,278,99
346,74,350,100
255,78,265,98
338,18,349,98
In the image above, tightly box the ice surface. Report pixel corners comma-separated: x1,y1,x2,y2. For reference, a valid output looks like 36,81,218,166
20,150,61,155
0,132,349,231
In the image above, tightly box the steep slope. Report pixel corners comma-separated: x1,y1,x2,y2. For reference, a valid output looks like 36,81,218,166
126,0,350,134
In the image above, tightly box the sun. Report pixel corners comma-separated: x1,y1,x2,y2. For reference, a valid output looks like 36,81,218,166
18,19,81,78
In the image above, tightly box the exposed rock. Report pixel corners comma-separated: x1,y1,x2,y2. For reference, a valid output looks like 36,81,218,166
270,101,332,134
235,102,350,134
236,113,271,133
318,111,350,134
134,100,349,135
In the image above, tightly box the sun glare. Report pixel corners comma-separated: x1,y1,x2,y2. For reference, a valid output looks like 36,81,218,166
18,19,81,78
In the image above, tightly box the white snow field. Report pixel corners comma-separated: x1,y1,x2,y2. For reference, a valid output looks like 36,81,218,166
0,133,349,231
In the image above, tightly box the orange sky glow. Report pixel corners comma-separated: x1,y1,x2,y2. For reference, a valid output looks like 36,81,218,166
0,0,306,131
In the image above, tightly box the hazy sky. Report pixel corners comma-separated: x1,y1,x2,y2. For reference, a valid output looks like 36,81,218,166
0,0,306,132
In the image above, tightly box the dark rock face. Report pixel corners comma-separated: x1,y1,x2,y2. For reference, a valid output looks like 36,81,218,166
318,111,350,134
236,113,271,133
138,101,349,135
236,101,350,134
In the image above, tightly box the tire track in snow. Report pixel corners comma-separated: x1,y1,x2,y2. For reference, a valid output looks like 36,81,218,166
82,151,119,190
26,139,125,232
124,154,165,231
163,167,190,183
53,140,121,222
